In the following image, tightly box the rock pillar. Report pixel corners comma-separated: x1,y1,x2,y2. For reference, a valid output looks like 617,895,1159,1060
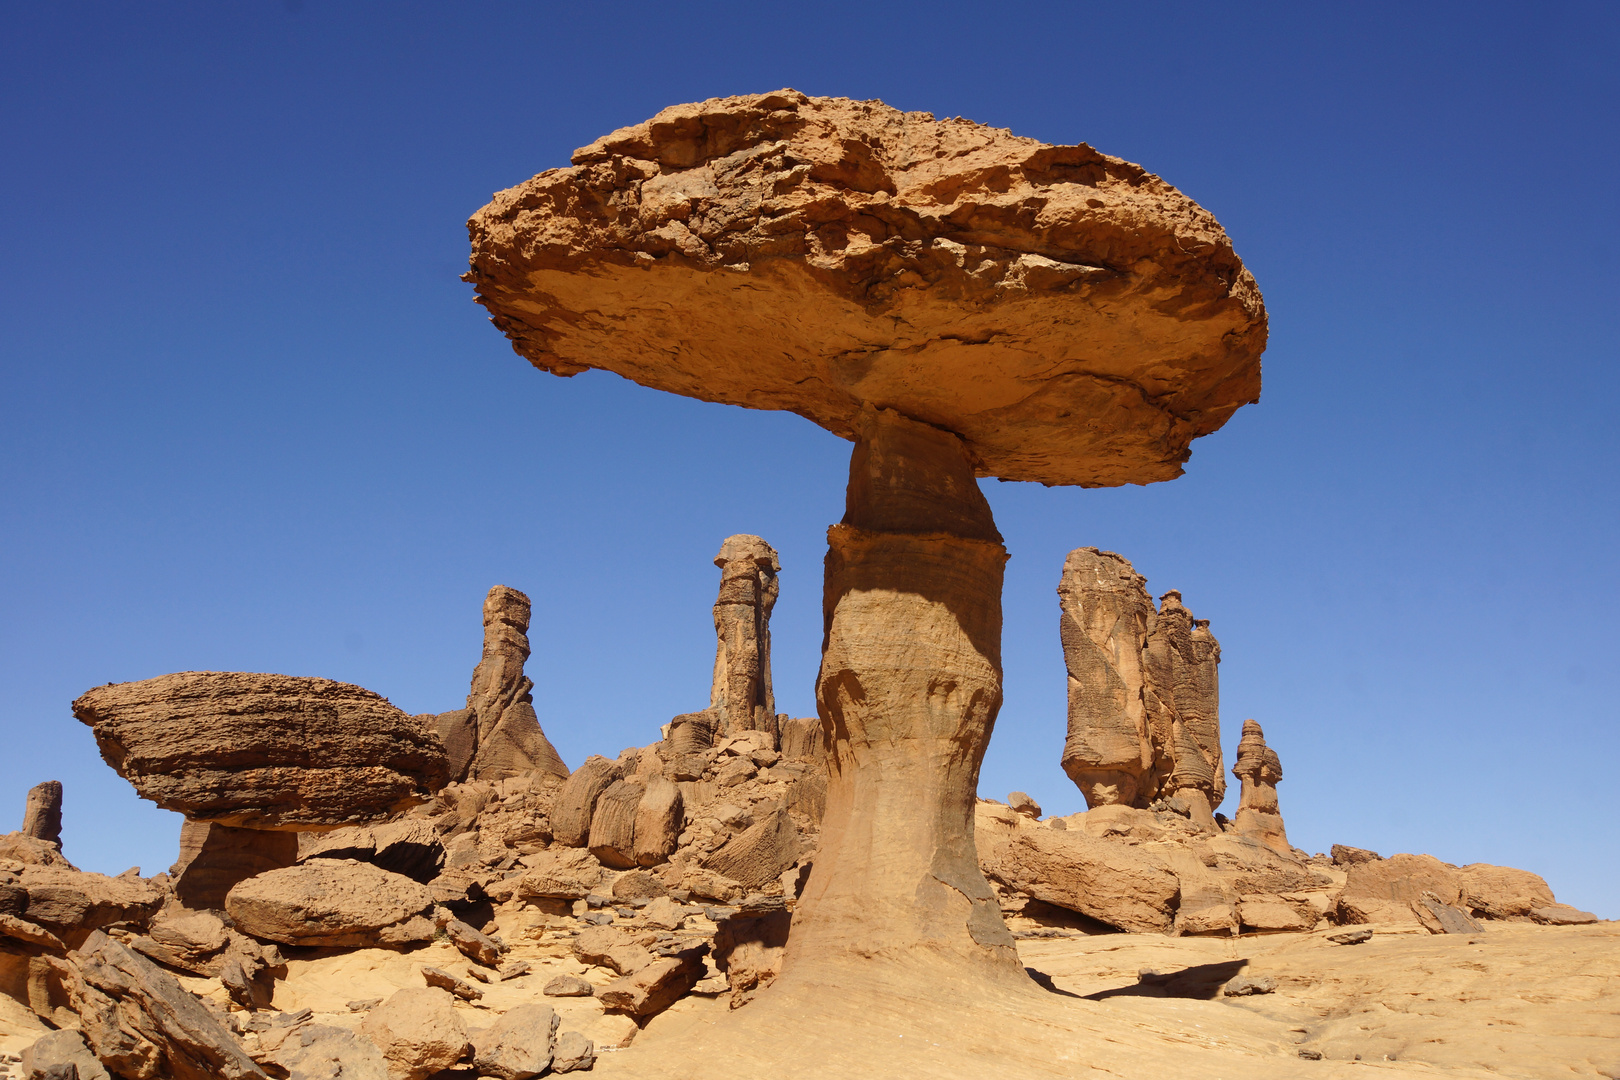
1232,719,1289,853
21,781,63,847
783,408,1022,984
709,535,781,744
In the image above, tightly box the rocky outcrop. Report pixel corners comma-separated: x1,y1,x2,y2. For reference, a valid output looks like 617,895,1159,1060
467,91,1266,489
1058,549,1223,821
709,535,780,742
21,782,62,847
1232,719,1289,853
65,931,268,1080
71,672,449,829
223,860,434,948
445,585,570,784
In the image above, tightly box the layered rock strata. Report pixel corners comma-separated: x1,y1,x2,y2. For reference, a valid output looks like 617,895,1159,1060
1058,548,1224,822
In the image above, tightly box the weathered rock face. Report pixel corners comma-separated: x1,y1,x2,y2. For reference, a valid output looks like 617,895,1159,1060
72,672,450,829
467,91,1265,489
1058,548,1223,819
223,860,435,948
453,585,570,784
21,782,63,847
1232,719,1289,853
709,535,781,742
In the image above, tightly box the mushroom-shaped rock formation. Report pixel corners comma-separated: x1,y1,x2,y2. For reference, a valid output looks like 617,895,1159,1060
468,90,1264,1070
72,672,450,829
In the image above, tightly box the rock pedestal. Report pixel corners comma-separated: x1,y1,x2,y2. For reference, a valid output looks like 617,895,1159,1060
21,781,63,847
783,408,1022,984
1233,719,1289,853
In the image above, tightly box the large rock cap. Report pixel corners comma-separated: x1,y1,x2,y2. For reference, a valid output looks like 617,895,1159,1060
73,672,449,829
467,90,1265,487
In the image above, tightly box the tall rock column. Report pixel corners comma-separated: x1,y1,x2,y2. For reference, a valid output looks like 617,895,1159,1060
21,781,63,847
709,535,781,743
784,408,1022,985
1233,719,1289,853
437,585,570,783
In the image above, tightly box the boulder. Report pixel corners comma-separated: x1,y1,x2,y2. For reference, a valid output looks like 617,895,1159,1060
359,987,469,1080
609,869,667,902
586,780,644,869
597,952,706,1018
72,672,449,829
420,966,482,1001
1007,792,1042,819
20,1029,111,1080
172,821,299,910
703,805,800,891
712,908,791,1008
777,716,823,762
550,756,622,848
65,931,268,1080
550,1031,596,1073
514,848,605,900
571,926,654,976
632,777,683,867
1459,863,1556,920
1338,853,1464,926
261,1024,389,1080
1237,899,1312,933
224,860,434,947
0,832,73,868
471,1002,559,1080
982,826,1179,934
542,974,593,998
16,867,161,948
1530,903,1599,926
1331,844,1382,866
444,918,503,967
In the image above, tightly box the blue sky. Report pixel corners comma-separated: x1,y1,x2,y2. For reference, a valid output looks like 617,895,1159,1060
2,2,1615,917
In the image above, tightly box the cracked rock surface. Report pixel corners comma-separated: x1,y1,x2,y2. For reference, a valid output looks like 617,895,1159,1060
466,90,1265,488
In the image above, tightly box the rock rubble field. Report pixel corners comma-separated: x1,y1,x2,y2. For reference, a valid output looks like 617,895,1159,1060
1,92,1609,1080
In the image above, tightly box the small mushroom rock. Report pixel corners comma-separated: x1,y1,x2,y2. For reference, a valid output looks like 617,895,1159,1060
1232,719,1289,853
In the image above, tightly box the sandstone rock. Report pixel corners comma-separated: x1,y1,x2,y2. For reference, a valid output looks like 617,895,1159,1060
262,1024,389,1080
640,896,687,931
16,867,161,948
551,756,622,848
983,826,1179,934
1415,893,1485,935
0,832,73,868
1007,792,1041,819
65,931,267,1080
224,860,434,947
542,975,593,997
71,673,449,829
1326,927,1373,945
1224,975,1277,996
172,821,299,910
1338,853,1464,926
19,1029,110,1080
20,783,62,848
514,847,605,900
467,91,1265,489
550,1031,596,1073
713,908,791,1008
1232,719,1288,852
1237,899,1312,933
1529,903,1598,925
359,987,469,1080
587,780,644,869
471,1002,559,1080
610,869,667,902
1057,549,1223,819
632,777,683,868
1331,844,1382,866
461,585,570,784
1459,863,1556,920
704,805,800,891
420,966,482,1001
598,953,705,1018
571,926,654,976
663,711,715,782
777,716,824,761
0,911,65,951
444,918,503,967
708,535,780,742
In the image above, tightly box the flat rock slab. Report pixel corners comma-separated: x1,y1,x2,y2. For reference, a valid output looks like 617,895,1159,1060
225,860,435,948
467,90,1266,489
73,672,449,828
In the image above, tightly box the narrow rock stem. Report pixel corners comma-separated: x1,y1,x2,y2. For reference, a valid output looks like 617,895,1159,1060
782,408,1024,983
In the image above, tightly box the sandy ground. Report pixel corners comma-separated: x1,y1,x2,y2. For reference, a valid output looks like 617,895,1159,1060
3,920,1614,1078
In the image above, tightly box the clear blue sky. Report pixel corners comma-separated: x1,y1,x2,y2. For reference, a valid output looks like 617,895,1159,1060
2,2,1615,917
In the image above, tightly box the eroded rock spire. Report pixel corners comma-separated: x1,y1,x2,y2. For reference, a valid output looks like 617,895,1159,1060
709,535,780,742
